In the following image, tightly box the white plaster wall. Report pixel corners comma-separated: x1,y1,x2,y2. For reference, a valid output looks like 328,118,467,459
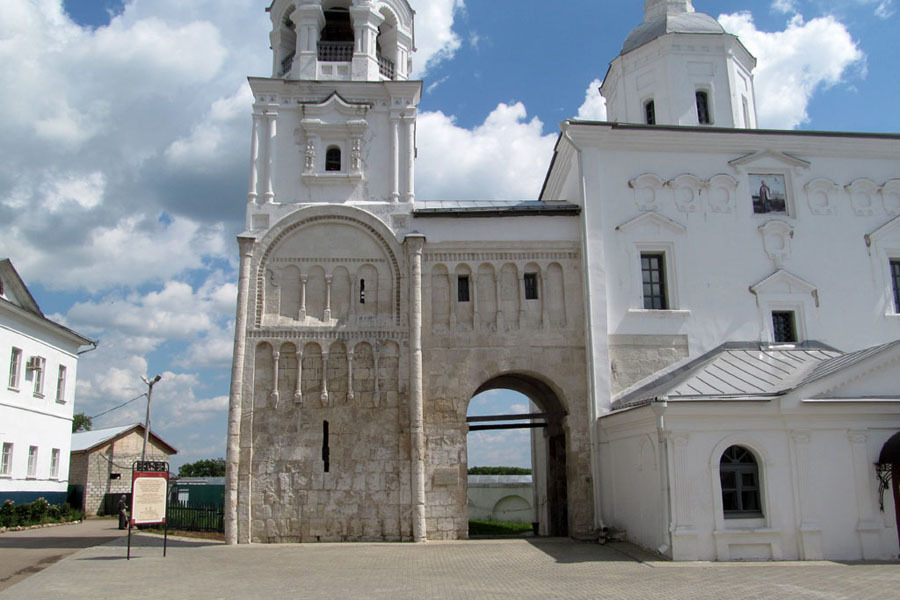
416,216,580,244
0,317,80,496
467,477,535,524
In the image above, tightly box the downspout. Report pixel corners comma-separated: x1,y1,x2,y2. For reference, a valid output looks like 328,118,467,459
562,124,607,533
651,396,672,556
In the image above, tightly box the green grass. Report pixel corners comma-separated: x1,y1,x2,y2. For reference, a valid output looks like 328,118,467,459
468,520,533,536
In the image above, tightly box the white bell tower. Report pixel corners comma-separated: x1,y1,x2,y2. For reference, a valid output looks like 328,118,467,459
245,0,421,234
601,0,758,129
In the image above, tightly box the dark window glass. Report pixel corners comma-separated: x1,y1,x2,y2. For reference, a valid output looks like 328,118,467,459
696,91,711,125
325,147,341,172
457,276,470,302
321,9,353,42
772,311,797,343
359,279,365,304
645,100,656,125
524,273,539,300
720,446,763,518
891,259,900,313
641,253,668,310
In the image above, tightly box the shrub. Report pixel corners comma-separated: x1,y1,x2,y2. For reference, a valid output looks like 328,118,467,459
30,497,50,522
0,500,14,528
0,499,80,528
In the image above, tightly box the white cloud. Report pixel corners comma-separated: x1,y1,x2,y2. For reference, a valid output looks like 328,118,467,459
874,0,895,18
719,12,864,129
44,172,106,212
771,0,799,13
417,103,557,201
409,0,466,76
576,78,608,121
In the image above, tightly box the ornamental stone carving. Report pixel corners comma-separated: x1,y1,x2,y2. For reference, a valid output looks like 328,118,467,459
668,174,704,213
629,174,666,212
759,220,795,268
804,178,838,216
846,179,879,217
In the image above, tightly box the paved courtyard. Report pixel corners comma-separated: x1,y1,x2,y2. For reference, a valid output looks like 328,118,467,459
1,533,899,600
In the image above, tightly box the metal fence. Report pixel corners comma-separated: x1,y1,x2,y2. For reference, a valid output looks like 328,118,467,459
166,502,224,533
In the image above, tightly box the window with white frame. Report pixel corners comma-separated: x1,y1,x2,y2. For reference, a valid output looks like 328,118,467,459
56,365,67,402
8,347,22,390
50,448,60,479
27,446,38,478
1,443,12,476
720,446,763,518
28,356,45,397
641,252,669,310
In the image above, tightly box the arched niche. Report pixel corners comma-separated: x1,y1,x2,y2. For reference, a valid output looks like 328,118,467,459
357,263,380,321
331,266,351,322
476,263,497,330
455,264,474,330
306,266,327,322
301,342,324,400
352,342,376,407
430,264,451,333
500,263,520,331
546,262,566,328
327,341,348,405
523,262,543,330
281,265,302,320
378,340,400,408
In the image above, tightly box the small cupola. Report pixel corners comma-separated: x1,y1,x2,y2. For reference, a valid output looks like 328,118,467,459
267,0,415,82
601,0,758,129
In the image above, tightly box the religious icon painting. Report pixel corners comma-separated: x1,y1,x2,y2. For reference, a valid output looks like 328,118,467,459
750,174,788,214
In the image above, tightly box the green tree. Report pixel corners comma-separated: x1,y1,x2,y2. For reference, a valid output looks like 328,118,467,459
72,413,92,433
179,458,226,478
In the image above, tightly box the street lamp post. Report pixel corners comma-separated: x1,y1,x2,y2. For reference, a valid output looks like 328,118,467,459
140,374,162,462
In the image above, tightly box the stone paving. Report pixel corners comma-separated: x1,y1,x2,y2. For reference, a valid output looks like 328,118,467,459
2,534,899,600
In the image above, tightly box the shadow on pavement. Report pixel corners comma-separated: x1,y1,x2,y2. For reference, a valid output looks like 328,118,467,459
524,539,665,565
0,536,125,550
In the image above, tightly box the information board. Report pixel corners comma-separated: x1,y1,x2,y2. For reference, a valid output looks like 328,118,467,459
131,471,168,525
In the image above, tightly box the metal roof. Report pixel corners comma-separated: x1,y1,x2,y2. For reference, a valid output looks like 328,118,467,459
797,339,900,389
71,423,178,455
612,342,843,411
621,12,725,55
413,200,580,218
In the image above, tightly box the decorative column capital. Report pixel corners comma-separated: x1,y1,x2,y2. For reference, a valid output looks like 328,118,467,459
405,233,426,254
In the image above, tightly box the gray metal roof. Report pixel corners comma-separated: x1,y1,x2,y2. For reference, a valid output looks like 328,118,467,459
621,12,725,55
611,342,843,411
414,200,580,218
71,423,178,455
797,339,900,389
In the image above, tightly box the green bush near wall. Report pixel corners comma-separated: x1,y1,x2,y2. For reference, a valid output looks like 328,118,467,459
0,499,84,528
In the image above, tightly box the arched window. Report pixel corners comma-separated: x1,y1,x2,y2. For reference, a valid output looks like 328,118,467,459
720,446,763,518
696,91,711,125
319,8,353,62
644,100,656,125
325,146,342,172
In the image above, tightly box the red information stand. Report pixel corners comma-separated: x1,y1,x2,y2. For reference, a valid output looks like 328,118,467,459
127,461,169,560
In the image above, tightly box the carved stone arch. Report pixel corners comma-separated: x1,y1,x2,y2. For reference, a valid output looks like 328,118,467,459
454,263,474,329
707,174,738,214
430,263,451,332
629,174,666,212
327,341,349,405
546,262,566,328
499,263,520,331
522,262,543,330
476,263,497,330
846,179,880,217
372,0,414,30
254,205,404,328
301,342,324,400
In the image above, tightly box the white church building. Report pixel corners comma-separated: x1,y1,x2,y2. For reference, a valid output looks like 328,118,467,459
225,0,900,561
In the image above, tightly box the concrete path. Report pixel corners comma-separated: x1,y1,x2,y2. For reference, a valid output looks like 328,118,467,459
1,533,899,600
0,518,126,592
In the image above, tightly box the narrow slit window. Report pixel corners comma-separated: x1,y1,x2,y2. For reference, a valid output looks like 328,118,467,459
325,146,342,172
524,273,539,300
359,279,366,304
641,253,668,310
56,365,67,402
644,100,656,125
696,90,711,125
322,420,330,473
457,275,470,302
891,259,900,313
772,311,798,343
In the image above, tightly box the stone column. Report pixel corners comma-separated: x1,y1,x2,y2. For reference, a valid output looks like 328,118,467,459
495,270,504,330
403,114,416,203
294,349,303,404
390,114,400,202
320,351,330,406
270,349,281,407
406,234,427,542
299,275,308,320
349,276,359,321
790,430,822,559
225,237,255,545
264,110,278,204
540,269,549,329
669,432,698,560
472,271,480,332
248,111,262,204
373,340,381,407
347,348,355,403
324,275,333,321
849,430,881,559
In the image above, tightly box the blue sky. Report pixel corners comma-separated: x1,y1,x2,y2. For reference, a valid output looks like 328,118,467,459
1,0,896,470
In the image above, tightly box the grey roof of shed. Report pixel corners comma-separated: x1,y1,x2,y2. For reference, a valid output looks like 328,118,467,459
621,11,725,55
611,342,843,411
71,423,178,455
414,200,580,218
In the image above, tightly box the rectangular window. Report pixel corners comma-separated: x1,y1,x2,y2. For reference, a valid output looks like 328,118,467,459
0,443,12,476
56,365,67,402
696,90,711,125
8,347,22,389
891,259,900,313
457,275,470,302
641,253,668,310
772,311,798,343
644,100,656,125
524,273,539,300
29,356,45,397
27,446,38,478
50,448,60,479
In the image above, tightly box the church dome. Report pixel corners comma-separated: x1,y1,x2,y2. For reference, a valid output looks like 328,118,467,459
620,1,725,55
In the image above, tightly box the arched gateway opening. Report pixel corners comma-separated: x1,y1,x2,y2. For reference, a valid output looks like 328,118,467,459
466,374,569,537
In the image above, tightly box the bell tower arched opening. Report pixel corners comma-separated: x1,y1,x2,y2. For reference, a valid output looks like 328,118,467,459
466,374,569,537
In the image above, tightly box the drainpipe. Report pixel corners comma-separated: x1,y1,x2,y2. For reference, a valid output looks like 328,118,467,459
651,396,672,555
562,124,608,534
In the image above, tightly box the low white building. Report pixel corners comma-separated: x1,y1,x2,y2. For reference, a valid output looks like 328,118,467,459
0,259,94,505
